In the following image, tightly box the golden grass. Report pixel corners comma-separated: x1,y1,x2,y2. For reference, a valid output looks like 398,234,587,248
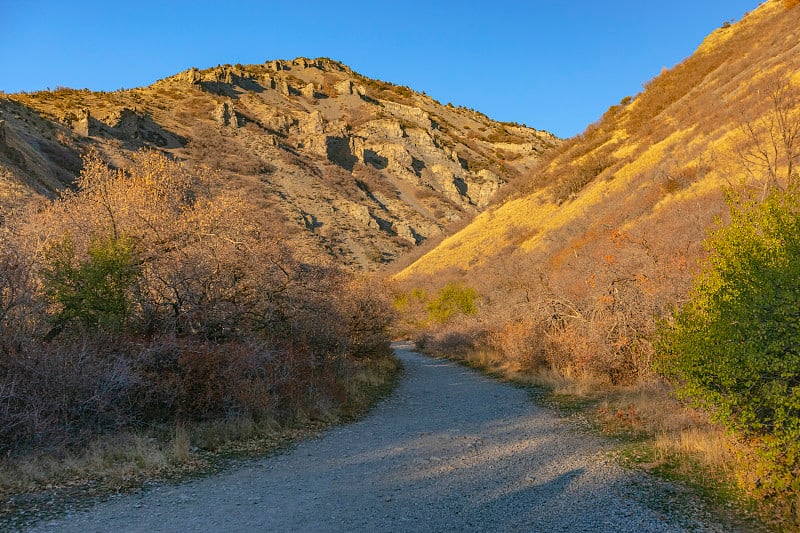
0,433,172,495
172,425,193,463
396,193,558,278
613,141,639,161
695,0,779,57
654,427,734,473
399,1,800,284
612,127,695,185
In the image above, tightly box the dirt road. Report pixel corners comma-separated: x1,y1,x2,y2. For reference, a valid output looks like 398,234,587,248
27,343,726,532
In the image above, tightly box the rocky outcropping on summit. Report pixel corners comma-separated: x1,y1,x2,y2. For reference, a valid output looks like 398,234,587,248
0,58,559,269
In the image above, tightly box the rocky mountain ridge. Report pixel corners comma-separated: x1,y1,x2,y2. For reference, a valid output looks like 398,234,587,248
0,58,558,268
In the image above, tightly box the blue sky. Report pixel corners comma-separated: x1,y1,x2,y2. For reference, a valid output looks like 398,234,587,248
1,1,762,138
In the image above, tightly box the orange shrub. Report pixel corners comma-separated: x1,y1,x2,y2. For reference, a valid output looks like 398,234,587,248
487,320,547,372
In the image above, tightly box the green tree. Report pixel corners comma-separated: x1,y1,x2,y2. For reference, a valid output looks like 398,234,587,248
426,283,478,323
658,175,800,452
42,233,140,335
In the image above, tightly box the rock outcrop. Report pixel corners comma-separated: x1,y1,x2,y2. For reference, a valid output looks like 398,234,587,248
0,57,559,270
335,80,354,96
380,100,433,130
73,108,91,136
212,100,238,128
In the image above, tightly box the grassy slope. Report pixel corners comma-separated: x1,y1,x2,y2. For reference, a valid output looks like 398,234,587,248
398,1,799,308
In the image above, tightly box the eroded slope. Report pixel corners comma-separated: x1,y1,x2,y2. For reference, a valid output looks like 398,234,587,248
0,58,558,269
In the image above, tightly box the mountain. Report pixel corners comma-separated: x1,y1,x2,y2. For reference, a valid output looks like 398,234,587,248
0,58,557,269
398,0,800,325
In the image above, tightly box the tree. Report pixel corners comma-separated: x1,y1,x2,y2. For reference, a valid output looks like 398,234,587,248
658,173,800,453
735,77,800,199
42,233,140,335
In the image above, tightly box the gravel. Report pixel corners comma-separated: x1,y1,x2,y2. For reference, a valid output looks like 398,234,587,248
25,342,732,532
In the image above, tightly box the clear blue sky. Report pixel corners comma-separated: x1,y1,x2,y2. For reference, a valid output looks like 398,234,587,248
1,1,762,138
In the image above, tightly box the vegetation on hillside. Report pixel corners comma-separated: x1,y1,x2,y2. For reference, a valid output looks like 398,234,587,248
3,1,800,528
0,57,558,272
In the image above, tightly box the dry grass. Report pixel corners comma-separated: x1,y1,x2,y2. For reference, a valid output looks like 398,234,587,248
399,0,800,286
0,432,172,496
432,342,758,524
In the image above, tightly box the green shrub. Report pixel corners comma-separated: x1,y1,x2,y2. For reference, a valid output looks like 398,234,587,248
42,233,140,335
392,288,427,311
658,175,800,498
426,283,478,323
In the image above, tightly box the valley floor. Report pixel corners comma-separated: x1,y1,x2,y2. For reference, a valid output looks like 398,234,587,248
26,344,733,532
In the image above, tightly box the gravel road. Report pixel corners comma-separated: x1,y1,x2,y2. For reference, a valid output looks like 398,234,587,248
26,342,729,532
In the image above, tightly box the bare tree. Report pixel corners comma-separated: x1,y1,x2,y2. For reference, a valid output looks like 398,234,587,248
736,77,800,198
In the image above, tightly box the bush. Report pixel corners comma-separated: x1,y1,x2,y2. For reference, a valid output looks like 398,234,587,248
0,338,140,453
426,283,478,323
42,233,140,336
0,237,39,353
487,320,547,372
336,277,395,359
658,175,800,500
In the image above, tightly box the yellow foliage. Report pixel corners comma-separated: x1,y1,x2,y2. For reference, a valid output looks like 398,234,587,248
614,127,695,185
613,141,639,161
695,24,736,56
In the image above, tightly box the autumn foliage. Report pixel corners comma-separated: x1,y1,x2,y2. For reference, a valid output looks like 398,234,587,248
0,150,394,454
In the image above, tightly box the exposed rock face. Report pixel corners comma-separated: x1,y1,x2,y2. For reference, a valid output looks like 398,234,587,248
301,110,325,135
380,100,433,129
277,79,290,97
300,83,316,99
174,67,201,85
100,108,176,146
73,108,90,136
334,80,354,96
470,170,502,206
212,100,238,128
0,58,559,270
335,199,377,229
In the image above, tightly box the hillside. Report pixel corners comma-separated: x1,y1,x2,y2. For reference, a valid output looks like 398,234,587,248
399,0,799,323
0,58,557,269
395,1,800,524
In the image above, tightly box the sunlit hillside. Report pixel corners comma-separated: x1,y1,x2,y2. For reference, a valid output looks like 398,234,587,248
399,0,799,319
